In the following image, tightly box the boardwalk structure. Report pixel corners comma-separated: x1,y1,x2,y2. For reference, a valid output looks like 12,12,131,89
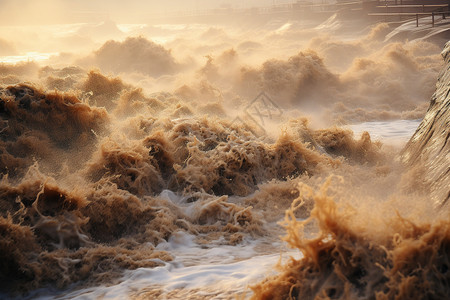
367,0,450,26
135,1,450,26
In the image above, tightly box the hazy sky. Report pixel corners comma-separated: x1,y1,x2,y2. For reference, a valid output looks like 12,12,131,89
0,0,296,25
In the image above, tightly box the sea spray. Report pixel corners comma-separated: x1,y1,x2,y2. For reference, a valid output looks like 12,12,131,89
251,177,450,299
0,9,447,298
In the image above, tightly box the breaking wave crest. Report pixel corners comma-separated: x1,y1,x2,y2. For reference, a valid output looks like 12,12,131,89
251,177,449,299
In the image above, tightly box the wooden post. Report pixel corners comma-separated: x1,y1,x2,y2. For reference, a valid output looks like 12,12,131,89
432,12,434,27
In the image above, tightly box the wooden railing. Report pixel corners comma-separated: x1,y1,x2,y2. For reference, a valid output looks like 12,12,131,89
368,2,450,26
369,11,450,26
376,4,449,11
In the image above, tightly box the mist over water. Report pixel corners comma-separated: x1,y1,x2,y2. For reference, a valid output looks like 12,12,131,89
0,1,449,299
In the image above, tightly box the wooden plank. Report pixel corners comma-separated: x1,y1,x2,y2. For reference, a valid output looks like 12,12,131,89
376,5,448,8
368,11,450,16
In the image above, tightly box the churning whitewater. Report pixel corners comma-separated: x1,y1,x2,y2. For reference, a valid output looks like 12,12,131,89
0,1,449,299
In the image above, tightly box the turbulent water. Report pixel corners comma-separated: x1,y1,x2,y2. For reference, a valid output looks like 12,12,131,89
0,8,449,300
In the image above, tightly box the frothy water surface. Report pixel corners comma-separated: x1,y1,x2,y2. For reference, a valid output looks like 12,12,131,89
348,119,422,147
0,7,448,300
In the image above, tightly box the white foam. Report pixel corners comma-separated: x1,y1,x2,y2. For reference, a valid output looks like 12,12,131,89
159,189,185,205
64,253,293,299
30,238,299,299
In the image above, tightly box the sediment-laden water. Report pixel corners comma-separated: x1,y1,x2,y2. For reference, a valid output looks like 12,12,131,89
0,8,449,299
